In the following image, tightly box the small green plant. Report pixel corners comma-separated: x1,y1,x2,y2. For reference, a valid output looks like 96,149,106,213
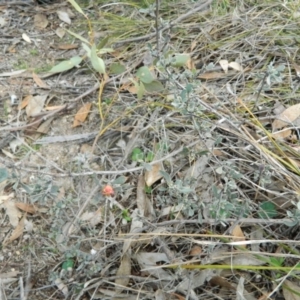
131,147,154,163
122,209,132,222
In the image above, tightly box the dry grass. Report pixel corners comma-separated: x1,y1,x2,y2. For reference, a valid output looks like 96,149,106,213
2,0,300,299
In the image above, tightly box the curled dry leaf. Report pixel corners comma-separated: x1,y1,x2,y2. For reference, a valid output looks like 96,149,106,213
73,102,92,127
15,203,37,214
272,103,300,130
3,215,25,246
144,163,163,187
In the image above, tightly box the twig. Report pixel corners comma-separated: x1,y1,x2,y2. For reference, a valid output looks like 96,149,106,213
114,0,213,45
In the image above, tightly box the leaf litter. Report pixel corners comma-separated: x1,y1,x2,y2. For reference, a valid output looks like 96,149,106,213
2,0,300,299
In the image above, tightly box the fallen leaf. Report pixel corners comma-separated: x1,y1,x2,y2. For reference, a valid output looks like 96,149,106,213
34,13,48,29
19,95,32,110
2,197,20,227
272,103,300,130
55,28,65,38
57,10,71,24
228,61,242,71
209,276,235,290
22,33,31,43
15,203,37,214
32,72,49,89
189,245,202,256
231,224,246,248
54,278,68,296
26,95,48,117
72,102,92,127
137,175,153,218
3,215,25,245
144,163,163,186
115,252,131,293
36,116,55,134
219,59,229,73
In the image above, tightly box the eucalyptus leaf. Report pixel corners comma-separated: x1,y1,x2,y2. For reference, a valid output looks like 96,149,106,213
144,80,164,92
67,0,85,16
65,29,89,44
170,54,190,67
136,66,154,84
90,45,105,74
50,56,82,73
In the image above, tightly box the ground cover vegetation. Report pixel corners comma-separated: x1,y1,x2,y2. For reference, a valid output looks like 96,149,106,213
1,0,300,299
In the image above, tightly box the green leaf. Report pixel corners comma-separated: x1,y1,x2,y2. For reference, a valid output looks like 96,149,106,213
258,201,278,219
66,29,89,44
131,148,144,162
90,45,105,74
109,62,126,75
97,36,110,49
144,80,164,92
170,54,190,67
82,43,91,57
137,81,145,100
0,168,8,182
67,0,85,16
145,151,154,162
50,56,82,73
62,259,74,271
113,176,127,185
136,66,154,84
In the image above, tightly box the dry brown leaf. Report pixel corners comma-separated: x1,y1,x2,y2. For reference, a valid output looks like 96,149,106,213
2,197,20,227
73,102,92,127
144,163,163,186
34,13,48,29
115,252,131,293
272,103,300,130
282,279,300,300
186,58,195,70
209,276,235,290
15,203,37,214
137,175,153,218
26,95,47,117
19,95,32,110
3,215,25,245
126,84,138,94
189,245,202,256
32,72,49,89
231,224,246,248
57,44,78,50
36,116,55,134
